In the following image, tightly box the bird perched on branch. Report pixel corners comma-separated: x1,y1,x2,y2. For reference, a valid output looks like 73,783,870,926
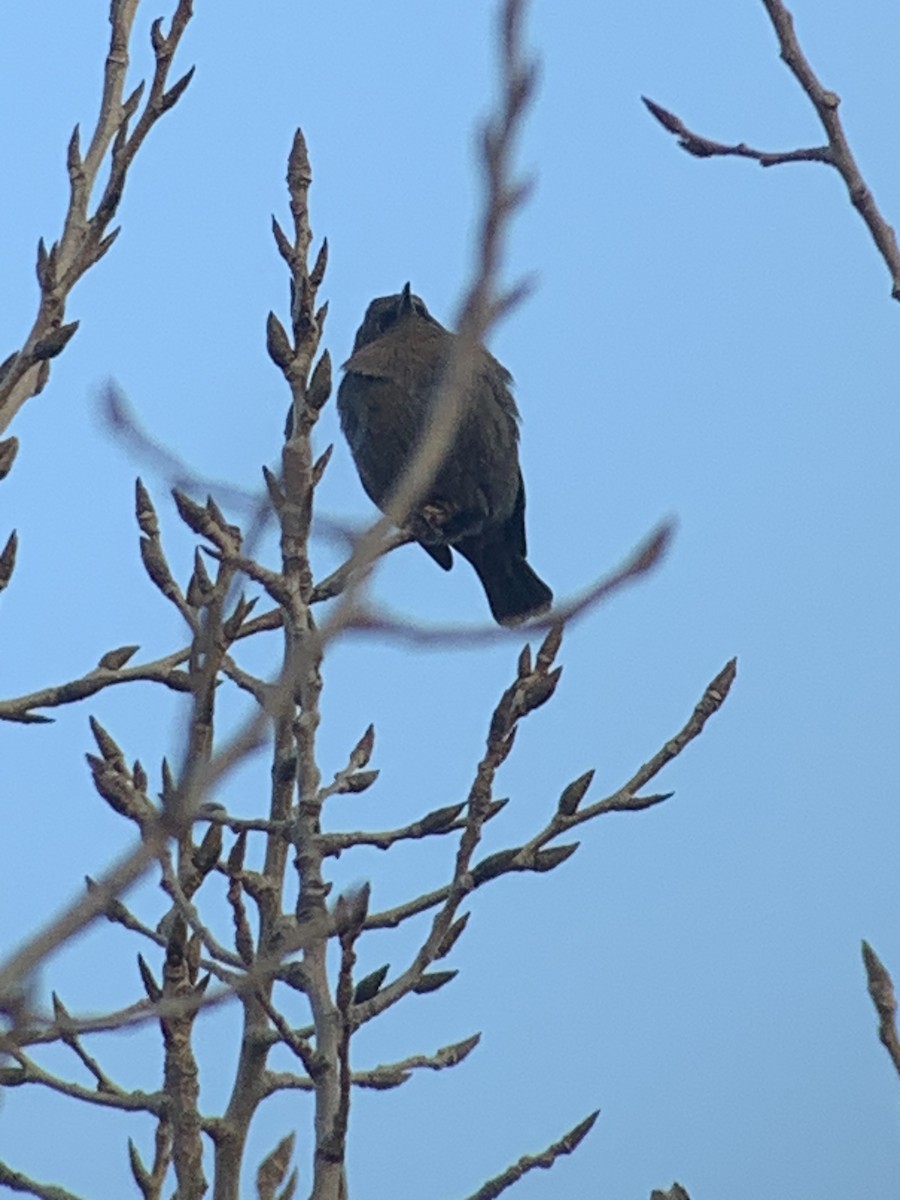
336,284,552,625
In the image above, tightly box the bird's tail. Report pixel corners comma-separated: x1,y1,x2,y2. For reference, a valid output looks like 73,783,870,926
458,540,553,626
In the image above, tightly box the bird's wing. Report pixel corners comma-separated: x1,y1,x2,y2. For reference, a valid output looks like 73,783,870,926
479,348,521,429
342,324,448,399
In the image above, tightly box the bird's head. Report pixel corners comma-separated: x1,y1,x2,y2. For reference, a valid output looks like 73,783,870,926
351,283,436,351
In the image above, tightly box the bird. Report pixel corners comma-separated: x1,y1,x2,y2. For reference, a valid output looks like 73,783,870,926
335,283,552,625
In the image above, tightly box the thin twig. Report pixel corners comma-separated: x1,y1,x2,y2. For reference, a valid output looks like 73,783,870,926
463,1110,599,1200
363,658,736,936
0,648,192,723
0,1048,163,1116
642,96,830,166
862,941,900,1078
0,1,196,433
342,522,672,644
351,623,564,1029
0,1161,86,1200
644,0,900,299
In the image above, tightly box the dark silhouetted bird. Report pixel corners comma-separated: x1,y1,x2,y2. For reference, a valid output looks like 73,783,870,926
336,284,552,625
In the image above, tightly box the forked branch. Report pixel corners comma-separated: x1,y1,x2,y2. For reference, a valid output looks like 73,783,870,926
644,0,900,299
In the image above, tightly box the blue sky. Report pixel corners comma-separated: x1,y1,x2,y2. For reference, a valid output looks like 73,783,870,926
2,1,899,1196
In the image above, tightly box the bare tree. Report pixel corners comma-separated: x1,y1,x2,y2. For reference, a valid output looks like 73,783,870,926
18,2,878,1198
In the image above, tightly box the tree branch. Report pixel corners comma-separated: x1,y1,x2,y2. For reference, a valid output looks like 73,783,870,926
862,940,900,1078
462,1109,599,1199
0,0,196,433
644,0,900,299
